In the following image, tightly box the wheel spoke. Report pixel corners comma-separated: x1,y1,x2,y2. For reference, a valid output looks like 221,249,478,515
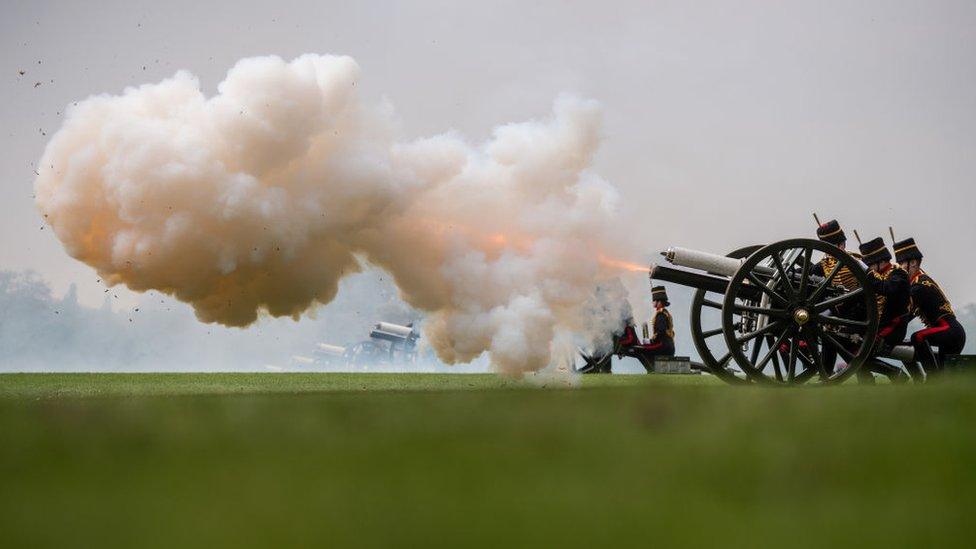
731,302,789,319
809,261,841,303
822,331,855,361
702,327,723,339
772,251,796,298
770,348,784,382
736,320,786,344
755,326,792,374
803,330,830,379
814,287,864,313
816,314,869,329
797,247,813,299
749,333,764,369
745,271,789,306
702,298,723,310
787,337,798,382
794,368,818,384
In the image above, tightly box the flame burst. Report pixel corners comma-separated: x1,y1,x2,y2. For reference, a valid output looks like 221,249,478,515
598,255,648,273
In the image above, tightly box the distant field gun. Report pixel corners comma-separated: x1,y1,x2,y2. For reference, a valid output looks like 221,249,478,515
649,238,917,385
314,343,348,366
343,322,420,367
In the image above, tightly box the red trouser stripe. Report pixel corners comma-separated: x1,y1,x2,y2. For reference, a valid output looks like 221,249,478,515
913,318,950,343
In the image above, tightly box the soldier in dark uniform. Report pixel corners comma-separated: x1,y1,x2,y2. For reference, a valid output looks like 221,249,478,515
894,238,967,374
615,286,675,358
858,237,911,352
857,237,915,381
645,286,676,357
808,219,861,376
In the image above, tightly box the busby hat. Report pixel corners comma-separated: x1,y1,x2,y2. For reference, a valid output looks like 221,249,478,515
816,219,847,245
893,238,923,264
651,286,670,306
859,237,892,266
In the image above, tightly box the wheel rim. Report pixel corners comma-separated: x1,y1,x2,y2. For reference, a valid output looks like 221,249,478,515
721,239,878,385
690,245,763,384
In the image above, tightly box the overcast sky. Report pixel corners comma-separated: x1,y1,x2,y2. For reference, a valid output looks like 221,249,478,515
3,0,975,313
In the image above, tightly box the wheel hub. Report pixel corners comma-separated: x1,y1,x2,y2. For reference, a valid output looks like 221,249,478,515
793,308,810,325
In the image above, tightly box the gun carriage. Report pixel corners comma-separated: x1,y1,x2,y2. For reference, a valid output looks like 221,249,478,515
577,238,921,384
652,238,910,384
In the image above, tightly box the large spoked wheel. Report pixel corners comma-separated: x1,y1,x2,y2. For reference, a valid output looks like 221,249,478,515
690,245,763,384
722,239,878,385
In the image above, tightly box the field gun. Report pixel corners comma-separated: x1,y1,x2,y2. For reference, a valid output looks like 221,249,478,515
649,238,895,385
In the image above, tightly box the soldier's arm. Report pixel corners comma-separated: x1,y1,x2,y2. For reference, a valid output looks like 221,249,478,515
911,282,940,321
873,269,909,297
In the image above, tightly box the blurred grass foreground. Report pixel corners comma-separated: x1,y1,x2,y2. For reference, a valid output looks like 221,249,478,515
1,372,974,548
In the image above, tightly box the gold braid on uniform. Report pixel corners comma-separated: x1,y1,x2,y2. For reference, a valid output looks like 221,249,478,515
910,271,955,326
653,309,675,339
819,256,859,290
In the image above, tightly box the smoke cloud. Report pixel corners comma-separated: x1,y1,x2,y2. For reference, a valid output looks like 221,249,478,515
34,54,630,375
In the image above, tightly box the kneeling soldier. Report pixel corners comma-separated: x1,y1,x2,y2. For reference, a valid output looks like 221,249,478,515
858,237,914,381
810,219,860,375
895,238,967,374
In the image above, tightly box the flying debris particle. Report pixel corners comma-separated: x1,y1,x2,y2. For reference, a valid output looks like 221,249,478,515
34,82,41,88
18,70,25,76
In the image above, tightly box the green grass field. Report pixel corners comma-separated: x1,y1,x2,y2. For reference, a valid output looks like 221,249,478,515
2,372,974,548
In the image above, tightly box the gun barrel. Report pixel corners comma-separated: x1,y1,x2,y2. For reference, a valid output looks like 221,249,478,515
650,264,761,301
662,246,778,278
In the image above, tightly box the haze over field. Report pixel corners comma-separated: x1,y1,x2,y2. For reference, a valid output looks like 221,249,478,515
3,1,976,371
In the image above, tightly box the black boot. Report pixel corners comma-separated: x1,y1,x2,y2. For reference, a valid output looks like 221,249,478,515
913,341,941,376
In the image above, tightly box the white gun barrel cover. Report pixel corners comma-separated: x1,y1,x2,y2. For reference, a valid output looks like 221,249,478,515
317,343,347,356
376,322,415,338
663,247,745,277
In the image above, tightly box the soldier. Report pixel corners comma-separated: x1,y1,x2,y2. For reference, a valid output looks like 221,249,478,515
894,238,967,374
616,286,675,358
857,237,914,381
808,219,861,376
646,286,676,357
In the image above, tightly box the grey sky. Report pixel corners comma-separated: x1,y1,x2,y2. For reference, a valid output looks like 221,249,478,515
3,0,976,314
